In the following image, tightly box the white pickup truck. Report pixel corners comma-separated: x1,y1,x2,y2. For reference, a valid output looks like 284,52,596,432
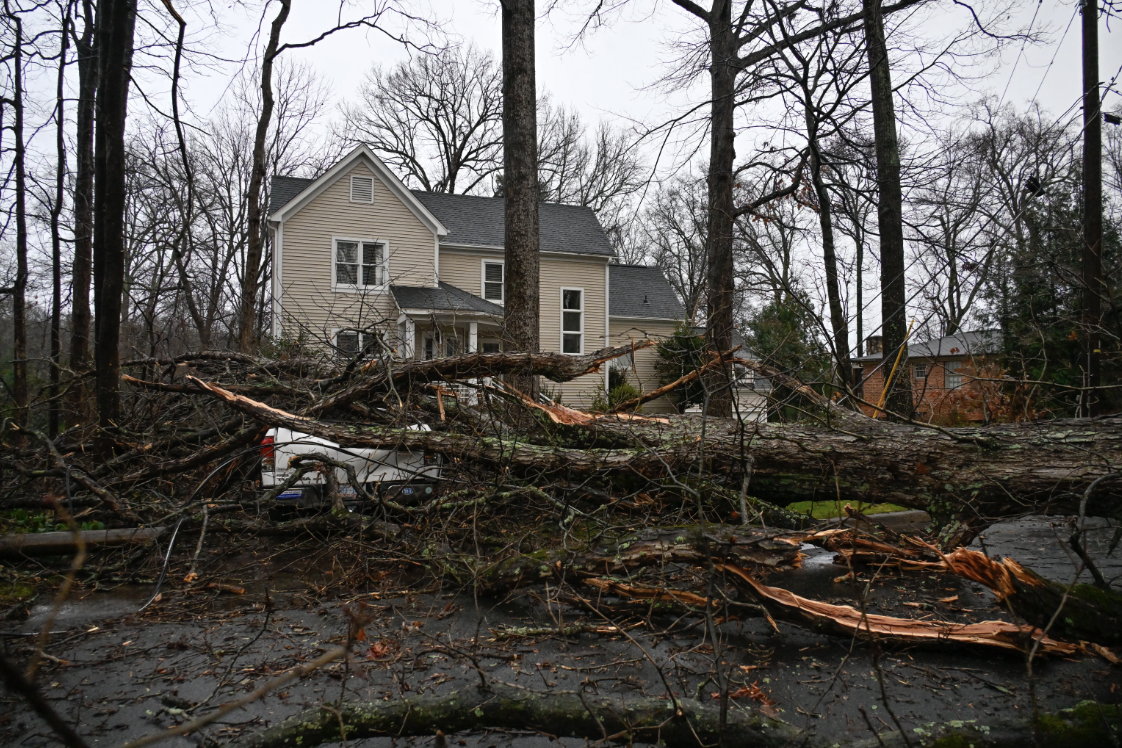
259,426,441,512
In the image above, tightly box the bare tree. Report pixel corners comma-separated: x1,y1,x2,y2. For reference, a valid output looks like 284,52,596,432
0,0,29,425
92,0,137,439
237,0,291,353
340,44,503,195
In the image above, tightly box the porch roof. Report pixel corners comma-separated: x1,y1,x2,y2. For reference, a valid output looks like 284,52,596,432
391,282,504,316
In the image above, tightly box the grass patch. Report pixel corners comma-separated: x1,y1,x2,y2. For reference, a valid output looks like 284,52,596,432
785,500,910,520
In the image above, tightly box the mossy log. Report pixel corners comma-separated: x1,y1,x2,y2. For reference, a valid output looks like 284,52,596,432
233,686,1121,748
189,379,1122,530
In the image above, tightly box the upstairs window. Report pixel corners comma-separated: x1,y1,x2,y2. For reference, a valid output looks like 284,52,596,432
913,363,927,379
334,239,386,290
350,175,374,203
561,288,584,354
483,261,504,303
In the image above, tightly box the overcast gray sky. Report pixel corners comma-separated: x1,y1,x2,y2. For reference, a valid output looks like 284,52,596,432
182,0,1120,163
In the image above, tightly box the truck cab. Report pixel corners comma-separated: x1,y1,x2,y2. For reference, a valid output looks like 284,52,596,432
259,427,441,512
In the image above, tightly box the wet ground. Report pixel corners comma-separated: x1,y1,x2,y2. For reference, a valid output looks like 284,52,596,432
0,514,1118,748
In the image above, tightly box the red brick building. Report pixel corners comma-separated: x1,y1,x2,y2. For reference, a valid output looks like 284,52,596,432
854,330,1002,423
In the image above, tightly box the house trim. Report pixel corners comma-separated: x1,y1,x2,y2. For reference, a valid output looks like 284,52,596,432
603,263,610,392
268,145,449,238
609,315,683,323
271,224,283,338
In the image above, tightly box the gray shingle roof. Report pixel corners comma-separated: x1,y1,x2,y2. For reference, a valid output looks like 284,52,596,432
853,329,1001,362
391,282,504,315
270,176,314,214
609,265,685,320
411,191,615,257
269,175,617,257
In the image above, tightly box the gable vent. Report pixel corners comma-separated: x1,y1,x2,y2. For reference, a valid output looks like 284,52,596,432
350,175,374,204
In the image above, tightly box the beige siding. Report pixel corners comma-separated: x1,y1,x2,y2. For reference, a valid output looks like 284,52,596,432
610,318,679,413
277,162,436,344
441,250,609,408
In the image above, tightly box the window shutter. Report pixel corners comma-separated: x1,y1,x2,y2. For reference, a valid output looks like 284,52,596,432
351,176,374,203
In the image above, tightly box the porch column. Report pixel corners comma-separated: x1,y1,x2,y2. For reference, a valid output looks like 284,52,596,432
404,317,416,359
468,322,478,353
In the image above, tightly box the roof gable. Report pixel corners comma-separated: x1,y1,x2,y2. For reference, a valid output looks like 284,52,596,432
268,145,448,237
610,265,685,320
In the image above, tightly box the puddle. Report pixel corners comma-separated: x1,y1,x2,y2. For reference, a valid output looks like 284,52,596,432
15,584,151,634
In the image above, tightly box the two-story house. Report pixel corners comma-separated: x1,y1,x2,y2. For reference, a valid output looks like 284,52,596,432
267,144,685,411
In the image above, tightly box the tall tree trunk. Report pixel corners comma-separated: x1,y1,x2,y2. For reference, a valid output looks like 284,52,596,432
93,0,138,441
238,0,290,353
50,6,72,437
68,0,96,421
501,0,541,396
1080,0,1102,418
862,0,910,419
5,6,28,426
803,105,852,392
704,0,736,418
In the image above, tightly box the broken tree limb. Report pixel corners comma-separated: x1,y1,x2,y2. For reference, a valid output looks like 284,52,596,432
437,524,804,594
609,347,740,414
0,527,166,558
185,378,1122,529
717,563,1079,655
912,546,1122,646
308,343,651,416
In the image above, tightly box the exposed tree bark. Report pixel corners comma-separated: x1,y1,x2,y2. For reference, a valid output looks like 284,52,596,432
92,0,138,440
862,0,911,418
718,563,1078,655
50,6,71,436
238,0,291,353
501,0,541,396
67,0,96,421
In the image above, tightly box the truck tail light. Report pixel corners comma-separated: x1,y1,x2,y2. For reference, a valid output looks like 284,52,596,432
423,452,438,466
260,436,275,472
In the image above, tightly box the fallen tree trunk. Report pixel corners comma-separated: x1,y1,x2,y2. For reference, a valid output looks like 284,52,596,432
0,526,165,558
187,378,1122,531
234,685,1121,748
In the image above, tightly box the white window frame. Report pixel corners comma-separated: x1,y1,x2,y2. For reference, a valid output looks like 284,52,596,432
913,363,927,379
332,237,389,293
332,328,382,359
350,175,374,204
480,339,502,354
481,259,505,304
560,287,585,355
